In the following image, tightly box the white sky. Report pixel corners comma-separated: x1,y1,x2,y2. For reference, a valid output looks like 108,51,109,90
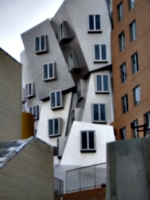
0,0,64,61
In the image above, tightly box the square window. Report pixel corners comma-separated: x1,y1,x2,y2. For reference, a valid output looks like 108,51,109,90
122,95,128,113
80,131,96,152
94,44,107,62
50,90,63,110
29,105,39,120
117,2,123,22
130,20,136,42
43,62,56,81
120,62,127,83
133,85,140,105
88,15,101,32
35,35,47,54
119,32,125,52
120,127,126,139
48,118,61,138
25,83,34,98
95,75,109,93
131,52,138,74
128,0,135,10
131,119,138,138
92,104,106,123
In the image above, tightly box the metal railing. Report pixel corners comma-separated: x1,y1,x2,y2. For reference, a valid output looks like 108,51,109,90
54,177,64,196
66,163,106,193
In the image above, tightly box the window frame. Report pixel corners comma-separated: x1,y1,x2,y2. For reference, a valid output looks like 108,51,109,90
120,62,127,83
117,2,123,22
131,52,138,74
133,85,140,106
48,118,61,138
88,15,102,33
122,94,128,113
128,0,135,10
35,35,47,54
92,104,106,123
29,105,39,120
130,20,136,42
93,44,107,63
25,82,34,98
80,130,96,153
120,127,126,139
50,90,63,110
43,62,56,81
119,31,125,52
95,74,109,93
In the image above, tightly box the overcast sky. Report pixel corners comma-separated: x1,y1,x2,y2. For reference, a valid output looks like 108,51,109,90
0,0,64,61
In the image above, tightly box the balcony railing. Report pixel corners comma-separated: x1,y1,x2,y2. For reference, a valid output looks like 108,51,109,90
54,177,64,196
66,163,106,193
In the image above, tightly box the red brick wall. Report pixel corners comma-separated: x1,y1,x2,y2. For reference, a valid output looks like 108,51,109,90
111,0,150,139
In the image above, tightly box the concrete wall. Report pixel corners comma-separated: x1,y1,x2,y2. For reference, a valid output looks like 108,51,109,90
60,121,115,166
0,138,54,200
0,48,22,141
106,138,150,200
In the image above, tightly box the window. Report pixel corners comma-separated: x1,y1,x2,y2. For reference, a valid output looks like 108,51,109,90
131,119,138,138
144,111,150,128
80,131,96,152
48,118,61,137
57,21,73,43
120,63,127,83
117,2,123,22
129,0,135,10
35,35,47,54
29,105,39,120
67,51,80,72
25,83,34,98
92,104,106,123
120,127,126,139
50,90,63,110
122,95,128,113
119,32,125,52
43,62,55,81
131,52,138,74
94,44,107,62
130,20,136,41
88,15,101,32
95,75,109,93
133,86,140,105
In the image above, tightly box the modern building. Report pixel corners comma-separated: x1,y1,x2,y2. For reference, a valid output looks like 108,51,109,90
111,0,150,139
20,0,115,188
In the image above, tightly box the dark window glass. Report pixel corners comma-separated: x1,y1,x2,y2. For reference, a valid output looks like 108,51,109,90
95,15,100,30
49,120,53,135
132,52,138,74
120,127,126,139
54,119,58,134
133,86,140,105
93,104,99,121
33,106,37,118
95,45,100,60
100,104,106,121
29,83,31,95
51,92,55,108
103,75,108,91
89,15,94,30
57,91,61,106
97,75,102,91
41,36,45,50
49,63,53,78
122,95,128,113
120,63,127,83
101,45,106,60
82,131,87,149
44,64,48,79
89,131,94,149
35,37,40,51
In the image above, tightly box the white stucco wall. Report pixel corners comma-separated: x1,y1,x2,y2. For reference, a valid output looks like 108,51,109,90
36,92,72,146
82,71,114,124
60,121,115,166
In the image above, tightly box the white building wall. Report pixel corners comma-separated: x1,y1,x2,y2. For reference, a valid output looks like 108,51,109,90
36,92,72,146
60,121,115,166
82,71,114,124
